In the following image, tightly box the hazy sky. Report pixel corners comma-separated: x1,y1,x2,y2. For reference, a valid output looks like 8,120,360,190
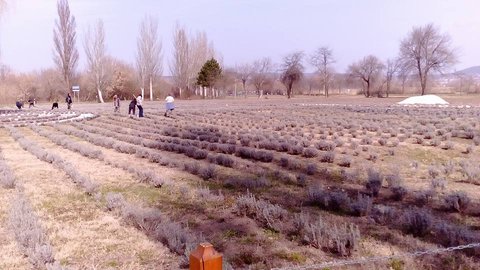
1,0,479,74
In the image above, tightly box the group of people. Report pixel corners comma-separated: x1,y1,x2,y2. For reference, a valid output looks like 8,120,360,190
16,92,175,116
15,98,37,110
118,93,175,118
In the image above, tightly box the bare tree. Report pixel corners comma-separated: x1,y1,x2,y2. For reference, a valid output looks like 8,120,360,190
348,55,385,97
236,63,252,98
384,58,400,97
136,15,163,100
280,52,304,99
310,47,335,97
53,0,79,93
189,31,215,97
251,57,273,98
399,23,457,95
84,20,109,103
170,24,190,98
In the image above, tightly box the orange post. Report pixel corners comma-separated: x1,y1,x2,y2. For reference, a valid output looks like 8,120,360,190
189,242,222,270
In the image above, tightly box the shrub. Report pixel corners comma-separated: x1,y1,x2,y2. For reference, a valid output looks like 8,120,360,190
302,148,318,158
444,192,471,213
319,151,335,163
184,162,200,175
236,191,288,232
294,212,360,256
390,186,407,201
199,165,217,180
434,222,476,248
366,169,383,196
390,139,399,147
213,154,234,167
372,205,396,225
414,189,435,206
105,192,126,211
315,141,336,151
307,186,351,213
350,194,372,216
224,176,270,189
459,161,480,184
378,138,387,146
366,152,378,162
305,163,317,175
0,153,16,189
196,187,224,202
121,202,198,260
429,138,440,147
296,174,307,187
385,173,402,188
441,141,454,150
430,178,447,191
442,160,455,175
360,137,372,145
337,156,352,167
399,208,433,237
474,136,480,146
349,141,358,150
9,194,55,268
288,145,303,155
428,166,441,179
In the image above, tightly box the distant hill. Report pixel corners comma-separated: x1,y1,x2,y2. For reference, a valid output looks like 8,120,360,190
456,66,480,76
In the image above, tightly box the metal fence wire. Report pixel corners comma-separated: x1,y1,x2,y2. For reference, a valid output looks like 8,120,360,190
271,242,480,270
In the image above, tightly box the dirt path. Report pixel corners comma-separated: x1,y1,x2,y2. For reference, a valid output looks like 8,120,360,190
0,128,179,269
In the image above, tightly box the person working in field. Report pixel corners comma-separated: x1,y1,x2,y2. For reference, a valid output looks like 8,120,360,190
128,96,137,117
15,100,23,110
113,95,120,113
164,94,175,117
66,93,73,110
136,94,144,117
52,100,59,110
28,98,36,108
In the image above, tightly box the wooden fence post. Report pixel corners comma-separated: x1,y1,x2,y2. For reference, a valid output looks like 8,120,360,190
189,242,222,270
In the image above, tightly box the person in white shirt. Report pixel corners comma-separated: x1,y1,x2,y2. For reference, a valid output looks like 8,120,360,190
164,94,175,117
136,94,144,117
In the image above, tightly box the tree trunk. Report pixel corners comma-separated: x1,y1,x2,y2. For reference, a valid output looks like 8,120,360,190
149,77,153,101
97,86,104,103
234,82,237,98
287,82,293,98
366,81,370,97
421,75,427,95
386,80,390,98
141,87,145,99
243,81,247,98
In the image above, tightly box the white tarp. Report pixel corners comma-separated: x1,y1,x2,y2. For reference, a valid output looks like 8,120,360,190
398,95,449,105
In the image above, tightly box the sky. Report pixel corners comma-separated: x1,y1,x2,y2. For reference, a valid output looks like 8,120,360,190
0,0,479,74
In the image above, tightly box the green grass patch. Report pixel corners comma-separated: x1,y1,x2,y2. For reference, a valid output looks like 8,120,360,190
137,249,155,265
275,250,307,263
